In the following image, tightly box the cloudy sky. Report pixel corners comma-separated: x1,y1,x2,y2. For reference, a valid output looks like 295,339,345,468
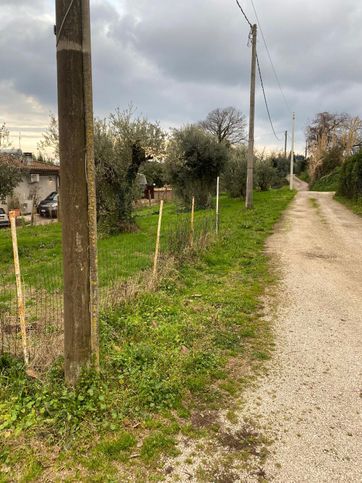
1,0,362,154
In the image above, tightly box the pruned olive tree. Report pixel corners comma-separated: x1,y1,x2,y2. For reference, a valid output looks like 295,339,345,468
38,107,166,233
165,125,228,208
95,106,166,233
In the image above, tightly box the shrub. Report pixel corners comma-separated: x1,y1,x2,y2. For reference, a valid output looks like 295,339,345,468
313,146,343,181
165,125,228,208
338,150,362,199
222,146,247,198
255,158,277,191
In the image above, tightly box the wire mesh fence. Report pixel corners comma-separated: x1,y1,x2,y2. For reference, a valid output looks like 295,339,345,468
0,193,219,370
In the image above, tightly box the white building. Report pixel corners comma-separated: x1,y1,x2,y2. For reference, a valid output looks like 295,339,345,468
0,152,60,215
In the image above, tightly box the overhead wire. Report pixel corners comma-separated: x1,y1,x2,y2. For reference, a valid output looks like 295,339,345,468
234,0,284,142
235,0,253,28
256,54,281,141
56,0,76,46
249,0,292,114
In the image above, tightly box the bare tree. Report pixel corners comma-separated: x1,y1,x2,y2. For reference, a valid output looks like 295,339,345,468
37,113,59,162
306,112,362,181
200,107,247,145
0,123,12,149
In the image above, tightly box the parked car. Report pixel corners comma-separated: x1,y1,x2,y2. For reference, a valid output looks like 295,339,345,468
0,208,10,228
37,192,58,218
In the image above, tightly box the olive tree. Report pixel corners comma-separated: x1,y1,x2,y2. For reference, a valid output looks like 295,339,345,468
165,125,228,208
95,106,166,233
37,107,165,233
0,157,23,201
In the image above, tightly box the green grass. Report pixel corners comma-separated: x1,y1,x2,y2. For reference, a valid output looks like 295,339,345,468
0,189,294,481
335,195,362,216
0,203,212,290
298,171,310,184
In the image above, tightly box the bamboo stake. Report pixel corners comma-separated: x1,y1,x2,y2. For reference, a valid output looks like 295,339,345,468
9,211,29,365
216,176,220,234
190,196,195,247
153,200,164,275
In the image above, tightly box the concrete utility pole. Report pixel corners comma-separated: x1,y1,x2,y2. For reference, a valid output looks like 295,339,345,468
284,130,288,158
56,0,99,385
290,112,296,190
245,24,257,209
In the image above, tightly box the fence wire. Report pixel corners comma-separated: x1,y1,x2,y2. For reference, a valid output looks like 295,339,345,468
0,196,217,370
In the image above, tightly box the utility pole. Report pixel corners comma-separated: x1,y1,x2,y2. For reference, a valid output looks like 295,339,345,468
56,0,99,385
290,112,295,190
284,130,288,158
245,24,257,209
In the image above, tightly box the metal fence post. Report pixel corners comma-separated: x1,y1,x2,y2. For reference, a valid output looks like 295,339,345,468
153,200,164,275
9,211,29,365
216,176,220,234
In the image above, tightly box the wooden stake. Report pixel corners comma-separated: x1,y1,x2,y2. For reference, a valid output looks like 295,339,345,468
153,200,164,275
190,196,195,247
216,177,220,234
9,212,29,365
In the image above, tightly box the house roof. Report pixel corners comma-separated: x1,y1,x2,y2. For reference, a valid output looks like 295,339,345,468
0,153,60,174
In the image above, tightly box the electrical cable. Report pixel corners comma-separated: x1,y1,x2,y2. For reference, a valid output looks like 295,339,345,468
56,0,75,46
250,0,292,114
256,54,281,141
235,0,253,28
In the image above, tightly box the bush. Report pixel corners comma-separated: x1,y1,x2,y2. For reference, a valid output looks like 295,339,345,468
165,125,228,208
314,146,343,181
255,158,277,191
222,146,247,198
311,167,341,192
338,150,362,199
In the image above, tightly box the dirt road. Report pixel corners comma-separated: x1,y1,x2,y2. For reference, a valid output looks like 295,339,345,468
248,189,362,481
165,187,361,482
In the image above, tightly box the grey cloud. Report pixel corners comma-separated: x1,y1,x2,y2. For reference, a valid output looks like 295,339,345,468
1,0,362,153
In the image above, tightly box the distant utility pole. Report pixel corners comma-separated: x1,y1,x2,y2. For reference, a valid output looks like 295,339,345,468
245,24,257,209
289,112,296,190
284,130,288,158
56,0,99,385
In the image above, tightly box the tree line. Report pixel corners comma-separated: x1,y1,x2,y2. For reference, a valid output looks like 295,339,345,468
1,106,294,233
305,111,362,199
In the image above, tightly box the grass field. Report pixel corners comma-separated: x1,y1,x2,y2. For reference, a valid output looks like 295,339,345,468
0,189,294,481
0,203,213,290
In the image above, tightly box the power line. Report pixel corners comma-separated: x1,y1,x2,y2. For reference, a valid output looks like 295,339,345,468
235,0,253,28
56,0,75,46
256,54,281,141
249,0,292,114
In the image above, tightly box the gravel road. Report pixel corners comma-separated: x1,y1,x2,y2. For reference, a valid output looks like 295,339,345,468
165,187,361,482
252,188,362,482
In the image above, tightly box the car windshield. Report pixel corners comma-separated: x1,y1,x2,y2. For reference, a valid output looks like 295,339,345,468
0,208,4,214
45,192,58,201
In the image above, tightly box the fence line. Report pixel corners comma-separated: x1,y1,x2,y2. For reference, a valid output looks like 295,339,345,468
0,186,221,370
